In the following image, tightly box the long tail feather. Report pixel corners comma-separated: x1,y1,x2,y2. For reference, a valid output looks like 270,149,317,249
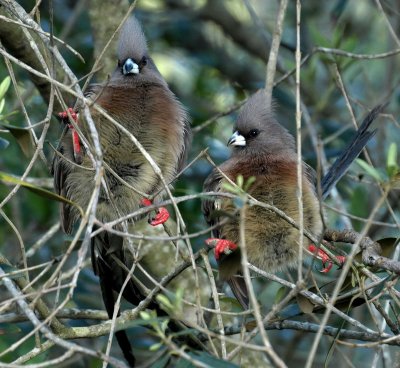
321,104,386,199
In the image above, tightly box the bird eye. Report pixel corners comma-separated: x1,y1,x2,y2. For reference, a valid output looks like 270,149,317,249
140,56,148,66
249,129,260,137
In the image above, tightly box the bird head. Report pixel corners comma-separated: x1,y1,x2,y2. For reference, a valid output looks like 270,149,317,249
111,16,165,86
228,90,295,156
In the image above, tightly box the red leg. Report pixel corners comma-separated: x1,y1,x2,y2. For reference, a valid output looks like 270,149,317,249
58,108,82,164
71,130,81,155
205,238,238,260
141,198,170,226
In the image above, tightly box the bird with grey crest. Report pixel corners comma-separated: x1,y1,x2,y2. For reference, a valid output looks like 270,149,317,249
52,16,191,366
202,90,384,309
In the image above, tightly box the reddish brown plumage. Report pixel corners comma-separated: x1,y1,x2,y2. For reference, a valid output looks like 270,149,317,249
203,90,383,309
210,153,322,280
52,16,191,366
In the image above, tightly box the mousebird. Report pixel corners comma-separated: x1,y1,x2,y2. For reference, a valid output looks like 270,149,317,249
52,16,191,366
202,90,384,309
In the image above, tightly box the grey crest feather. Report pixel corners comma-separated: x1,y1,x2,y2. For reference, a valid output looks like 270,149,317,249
117,16,148,61
235,89,296,153
237,90,275,129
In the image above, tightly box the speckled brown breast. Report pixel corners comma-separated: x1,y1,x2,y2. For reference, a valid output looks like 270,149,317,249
217,155,323,278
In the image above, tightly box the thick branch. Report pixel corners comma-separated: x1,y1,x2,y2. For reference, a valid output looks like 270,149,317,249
324,229,400,275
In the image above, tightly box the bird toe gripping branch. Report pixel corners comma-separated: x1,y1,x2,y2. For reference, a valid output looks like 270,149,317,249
205,238,238,260
141,198,170,226
308,244,346,273
58,107,82,164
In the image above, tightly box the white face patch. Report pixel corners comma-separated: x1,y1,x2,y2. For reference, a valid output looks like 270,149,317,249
123,58,139,75
228,131,246,147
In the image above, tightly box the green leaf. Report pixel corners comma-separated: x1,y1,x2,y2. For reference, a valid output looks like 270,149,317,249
309,23,331,48
0,171,83,216
296,294,314,314
156,294,174,311
149,342,162,351
355,158,383,182
236,174,243,188
160,319,169,333
332,23,346,49
274,286,287,304
175,287,184,312
243,176,256,192
169,328,199,339
386,143,398,178
349,186,369,232
218,296,244,312
139,311,151,321
351,271,357,288
0,98,5,114
0,76,10,101
221,181,238,194
0,123,34,158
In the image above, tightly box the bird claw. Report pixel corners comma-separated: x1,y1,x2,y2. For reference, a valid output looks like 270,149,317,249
58,108,82,164
58,107,78,122
141,199,170,226
205,238,238,260
319,262,333,273
308,244,346,273
149,207,170,226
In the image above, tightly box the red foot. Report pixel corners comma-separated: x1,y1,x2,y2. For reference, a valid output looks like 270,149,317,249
150,207,170,226
141,198,152,207
58,108,82,164
58,107,78,122
308,244,346,273
141,198,170,226
336,255,346,264
205,238,238,260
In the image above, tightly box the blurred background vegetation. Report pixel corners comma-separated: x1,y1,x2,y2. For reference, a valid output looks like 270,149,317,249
0,0,399,367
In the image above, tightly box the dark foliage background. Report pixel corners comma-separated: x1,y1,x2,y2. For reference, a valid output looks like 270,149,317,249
0,0,399,367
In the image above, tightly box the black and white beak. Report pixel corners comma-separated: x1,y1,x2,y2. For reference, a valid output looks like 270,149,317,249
227,131,246,147
122,58,139,75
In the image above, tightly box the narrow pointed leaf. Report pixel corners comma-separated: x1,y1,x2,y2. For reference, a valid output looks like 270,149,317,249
0,171,83,216
0,123,35,157
356,159,383,182
0,76,10,101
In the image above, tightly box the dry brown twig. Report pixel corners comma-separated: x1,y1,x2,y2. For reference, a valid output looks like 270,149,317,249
0,1,399,367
